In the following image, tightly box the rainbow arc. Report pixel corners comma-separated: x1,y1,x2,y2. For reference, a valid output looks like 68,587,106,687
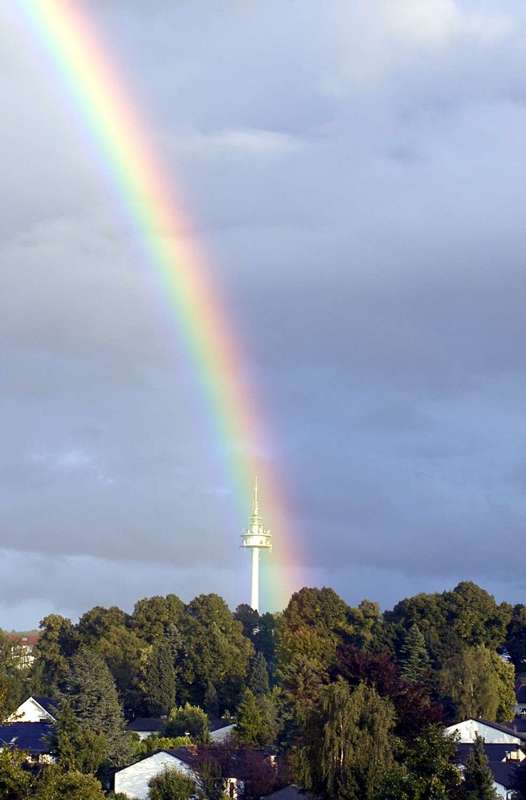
17,0,297,610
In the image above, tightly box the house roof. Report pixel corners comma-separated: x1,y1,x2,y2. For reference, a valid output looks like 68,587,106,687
32,697,58,718
168,745,276,774
127,717,165,733
262,786,312,800
0,722,53,754
208,716,234,733
490,761,520,789
456,742,522,763
118,745,277,782
5,631,40,647
455,742,523,790
473,719,526,740
166,747,198,767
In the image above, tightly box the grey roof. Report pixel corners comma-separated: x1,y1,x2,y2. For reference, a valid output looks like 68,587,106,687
167,747,199,767
127,717,165,733
456,743,523,763
120,746,279,782
208,716,234,733
262,787,312,800
475,719,526,741
0,722,54,754
455,742,523,790
490,761,520,789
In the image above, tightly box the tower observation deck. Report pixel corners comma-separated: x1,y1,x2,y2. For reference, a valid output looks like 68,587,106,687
241,479,271,612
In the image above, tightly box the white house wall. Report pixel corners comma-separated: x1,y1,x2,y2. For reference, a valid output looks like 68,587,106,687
446,720,521,745
114,752,196,800
494,780,512,799
6,698,54,723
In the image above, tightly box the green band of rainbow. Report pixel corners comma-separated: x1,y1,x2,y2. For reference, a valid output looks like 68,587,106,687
17,0,297,610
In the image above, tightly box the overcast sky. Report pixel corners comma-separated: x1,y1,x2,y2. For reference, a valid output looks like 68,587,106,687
1,0,526,629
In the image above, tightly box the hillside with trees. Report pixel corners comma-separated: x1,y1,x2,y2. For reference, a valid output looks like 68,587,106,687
1,581,526,798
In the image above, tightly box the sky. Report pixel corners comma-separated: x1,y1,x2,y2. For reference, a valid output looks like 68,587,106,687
1,0,526,629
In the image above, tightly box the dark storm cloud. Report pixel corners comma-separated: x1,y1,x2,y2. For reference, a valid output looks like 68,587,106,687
2,0,526,626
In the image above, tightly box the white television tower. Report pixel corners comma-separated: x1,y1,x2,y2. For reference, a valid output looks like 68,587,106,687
241,479,271,612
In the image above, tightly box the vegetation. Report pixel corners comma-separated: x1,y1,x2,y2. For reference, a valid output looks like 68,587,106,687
148,768,195,800
1,580,523,798
235,688,278,746
462,736,499,800
0,632,28,719
439,644,515,721
165,703,210,743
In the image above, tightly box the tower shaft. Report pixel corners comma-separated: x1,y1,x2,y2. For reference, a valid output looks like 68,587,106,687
251,548,260,612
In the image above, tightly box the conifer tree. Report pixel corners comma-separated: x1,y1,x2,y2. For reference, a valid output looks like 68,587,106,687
235,688,278,746
462,736,499,800
400,624,430,684
64,645,133,767
235,689,264,745
204,680,219,715
142,642,176,717
52,700,108,774
248,652,270,695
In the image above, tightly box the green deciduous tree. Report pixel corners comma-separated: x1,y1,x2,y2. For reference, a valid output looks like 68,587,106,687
132,595,185,644
439,645,515,722
0,748,34,800
234,604,260,641
462,735,499,800
277,587,351,735
96,625,146,717
445,583,511,651
77,606,129,645
165,703,210,743
347,600,388,653
136,735,192,757
181,594,253,710
295,679,396,800
33,767,106,800
399,624,431,685
148,768,195,800
386,583,511,668
0,631,28,718
34,614,78,694
277,587,351,680
505,604,526,671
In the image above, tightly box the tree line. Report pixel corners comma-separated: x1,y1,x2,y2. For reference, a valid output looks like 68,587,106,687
2,580,526,798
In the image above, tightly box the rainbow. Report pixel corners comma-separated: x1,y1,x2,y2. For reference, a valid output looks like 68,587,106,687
15,0,298,610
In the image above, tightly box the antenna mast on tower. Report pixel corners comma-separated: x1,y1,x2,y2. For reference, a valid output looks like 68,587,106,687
241,478,272,612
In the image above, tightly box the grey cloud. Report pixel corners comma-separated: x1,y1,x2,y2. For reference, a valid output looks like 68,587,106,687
2,1,526,626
